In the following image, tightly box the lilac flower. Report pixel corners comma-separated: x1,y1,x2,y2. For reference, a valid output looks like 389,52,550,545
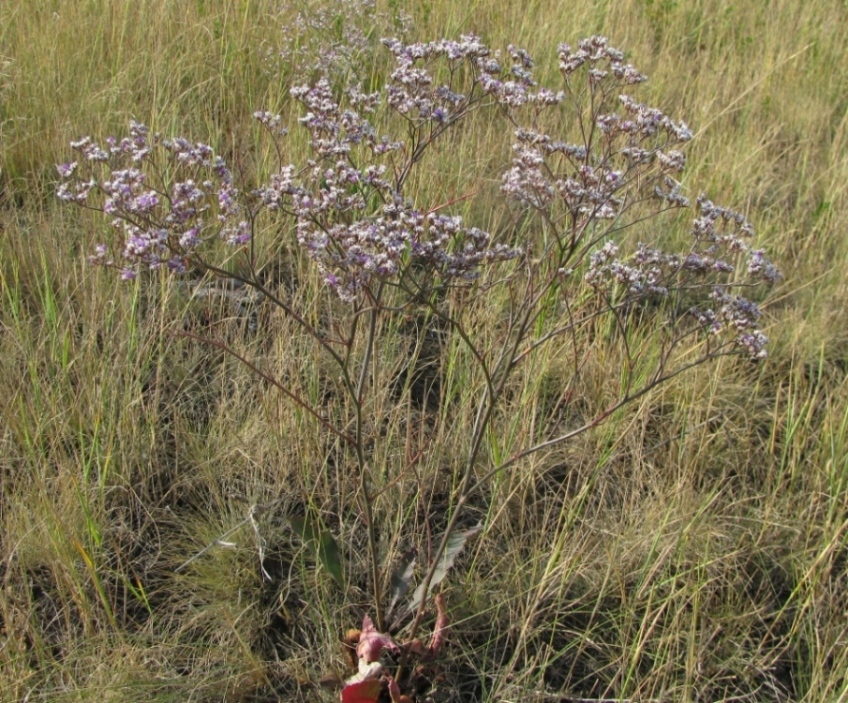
584,213,778,358
703,290,770,358
70,137,109,162
223,221,252,246
56,162,77,178
737,331,769,359
657,150,686,172
747,249,782,283
132,191,160,213
257,165,299,210
179,228,200,249
253,110,288,137
56,179,95,204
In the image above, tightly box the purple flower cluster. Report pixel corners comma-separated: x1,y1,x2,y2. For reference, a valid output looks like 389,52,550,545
56,33,779,359
294,200,519,301
476,44,565,107
558,36,648,84
381,36,484,123
481,37,779,358
502,128,629,218
254,81,520,299
380,34,567,119
288,78,383,157
267,0,412,83
248,65,524,300
495,39,697,262
686,290,768,359
57,122,249,278
583,195,781,356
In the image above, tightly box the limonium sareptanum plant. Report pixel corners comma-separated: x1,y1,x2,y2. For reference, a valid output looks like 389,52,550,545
57,35,780,701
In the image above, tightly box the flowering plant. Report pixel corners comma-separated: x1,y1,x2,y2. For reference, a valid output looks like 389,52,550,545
57,34,779,701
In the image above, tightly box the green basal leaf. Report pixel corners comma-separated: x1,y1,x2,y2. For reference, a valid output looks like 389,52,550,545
387,549,416,617
290,514,345,588
409,522,482,612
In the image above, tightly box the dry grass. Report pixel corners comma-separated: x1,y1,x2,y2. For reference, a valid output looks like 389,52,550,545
2,1,847,701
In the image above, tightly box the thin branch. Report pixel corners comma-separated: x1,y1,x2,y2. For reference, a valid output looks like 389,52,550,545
173,330,356,447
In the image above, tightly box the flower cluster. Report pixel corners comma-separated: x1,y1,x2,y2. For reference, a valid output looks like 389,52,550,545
256,157,520,300
266,0,412,83
476,43,565,107
502,128,633,218
493,36,695,241
558,35,648,84
583,196,780,357
287,78,384,157
696,291,769,358
57,34,779,357
57,122,248,279
481,37,778,358
381,34,567,120
252,71,521,300
381,35,488,124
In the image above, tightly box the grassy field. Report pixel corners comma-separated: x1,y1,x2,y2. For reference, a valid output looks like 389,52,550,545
1,1,847,701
